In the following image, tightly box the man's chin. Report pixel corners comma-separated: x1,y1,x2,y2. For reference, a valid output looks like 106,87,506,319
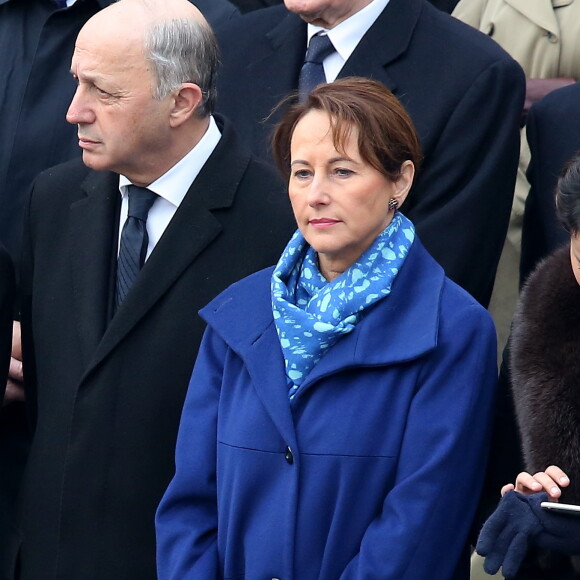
81,152,108,172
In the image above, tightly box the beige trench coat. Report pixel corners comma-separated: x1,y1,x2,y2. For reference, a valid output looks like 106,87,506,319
453,0,580,246
453,0,580,79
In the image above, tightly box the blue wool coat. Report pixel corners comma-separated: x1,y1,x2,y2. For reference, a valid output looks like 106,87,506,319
156,239,498,580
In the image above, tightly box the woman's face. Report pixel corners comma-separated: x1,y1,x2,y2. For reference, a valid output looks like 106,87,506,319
570,234,580,285
288,110,413,281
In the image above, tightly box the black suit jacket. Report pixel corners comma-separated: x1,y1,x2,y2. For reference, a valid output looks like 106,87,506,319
520,82,580,284
215,0,525,305
16,118,294,580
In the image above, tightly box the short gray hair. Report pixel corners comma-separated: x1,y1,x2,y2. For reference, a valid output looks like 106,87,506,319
145,17,219,117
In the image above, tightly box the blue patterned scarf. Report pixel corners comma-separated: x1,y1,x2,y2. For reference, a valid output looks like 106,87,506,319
271,212,415,399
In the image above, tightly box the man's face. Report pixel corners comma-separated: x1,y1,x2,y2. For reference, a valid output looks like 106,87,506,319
66,27,173,185
284,0,373,28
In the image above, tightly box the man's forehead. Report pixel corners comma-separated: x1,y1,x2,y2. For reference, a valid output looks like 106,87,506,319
70,38,144,74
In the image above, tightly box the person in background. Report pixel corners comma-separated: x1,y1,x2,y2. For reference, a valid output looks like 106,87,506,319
477,154,580,580
520,82,580,283
156,78,498,580
478,466,580,579
453,0,580,251
214,0,525,307
14,0,293,578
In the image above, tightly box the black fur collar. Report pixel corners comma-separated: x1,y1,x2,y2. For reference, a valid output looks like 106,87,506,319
512,246,580,503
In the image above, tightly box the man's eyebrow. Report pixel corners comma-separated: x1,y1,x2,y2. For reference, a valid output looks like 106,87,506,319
69,69,102,83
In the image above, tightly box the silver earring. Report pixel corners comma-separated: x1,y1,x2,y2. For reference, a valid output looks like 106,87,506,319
388,198,398,210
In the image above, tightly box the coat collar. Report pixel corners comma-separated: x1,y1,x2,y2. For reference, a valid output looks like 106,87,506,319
336,0,423,93
203,237,444,369
72,116,250,378
504,0,561,37
200,238,444,440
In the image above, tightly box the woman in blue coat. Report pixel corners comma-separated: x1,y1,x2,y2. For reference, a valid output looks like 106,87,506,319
156,78,498,580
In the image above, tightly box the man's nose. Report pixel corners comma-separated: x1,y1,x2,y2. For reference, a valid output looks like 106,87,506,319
66,86,96,125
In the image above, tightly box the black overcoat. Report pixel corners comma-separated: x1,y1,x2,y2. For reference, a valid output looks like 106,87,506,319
15,119,294,580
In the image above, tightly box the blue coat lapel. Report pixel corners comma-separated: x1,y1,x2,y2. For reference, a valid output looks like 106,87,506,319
202,270,299,451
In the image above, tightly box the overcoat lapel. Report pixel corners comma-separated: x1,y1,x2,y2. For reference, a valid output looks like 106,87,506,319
505,0,560,36
69,170,119,369
243,322,299,452
202,273,299,449
338,0,423,94
82,121,251,378
246,12,306,129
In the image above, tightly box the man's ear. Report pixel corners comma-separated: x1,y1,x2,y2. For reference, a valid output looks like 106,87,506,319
169,83,203,127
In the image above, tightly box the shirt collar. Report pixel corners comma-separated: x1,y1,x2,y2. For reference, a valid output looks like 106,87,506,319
119,115,221,207
307,0,390,63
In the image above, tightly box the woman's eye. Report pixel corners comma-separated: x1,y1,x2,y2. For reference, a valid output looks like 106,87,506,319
335,168,353,177
293,169,311,179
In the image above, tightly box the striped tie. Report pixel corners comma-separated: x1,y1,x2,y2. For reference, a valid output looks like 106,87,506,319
115,185,157,309
298,33,335,102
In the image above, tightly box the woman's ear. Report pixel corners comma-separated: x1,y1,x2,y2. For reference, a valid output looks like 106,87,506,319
169,83,204,128
391,161,415,207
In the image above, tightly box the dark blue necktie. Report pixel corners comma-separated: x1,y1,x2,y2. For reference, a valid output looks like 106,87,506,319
298,33,335,102
116,185,157,309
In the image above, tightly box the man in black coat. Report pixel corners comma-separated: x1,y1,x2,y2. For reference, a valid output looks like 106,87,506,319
214,0,525,306
13,1,293,578
520,82,580,284
0,0,238,263
0,1,241,577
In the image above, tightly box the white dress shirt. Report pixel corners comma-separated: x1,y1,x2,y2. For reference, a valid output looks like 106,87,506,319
118,115,222,260
307,0,391,82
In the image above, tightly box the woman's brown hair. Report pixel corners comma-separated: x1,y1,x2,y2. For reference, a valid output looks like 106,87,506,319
272,77,423,182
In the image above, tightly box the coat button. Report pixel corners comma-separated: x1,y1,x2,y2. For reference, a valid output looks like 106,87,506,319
545,31,558,44
284,446,293,465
